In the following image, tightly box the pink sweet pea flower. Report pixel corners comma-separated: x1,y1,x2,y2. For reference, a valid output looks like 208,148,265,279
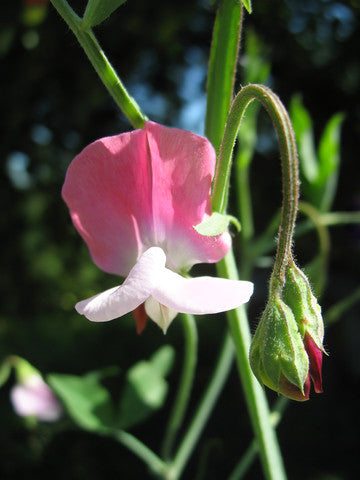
62,121,253,333
10,374,62,422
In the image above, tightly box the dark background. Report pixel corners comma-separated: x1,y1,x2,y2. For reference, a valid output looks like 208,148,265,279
1,0,359,478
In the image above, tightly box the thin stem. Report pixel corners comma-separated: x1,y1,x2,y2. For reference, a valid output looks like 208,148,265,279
217,251,287,480
212,85,299,292
317,210,360,227
205,0,243,153
235,144,255,280
250,210,360,260
162,314,198,460
50,0,147,129
169,333,235,480
227,397,288,480
111,429,167,477
325,286,360,326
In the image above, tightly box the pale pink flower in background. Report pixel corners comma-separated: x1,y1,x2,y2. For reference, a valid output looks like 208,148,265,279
10,374,62,422
62,121,253,333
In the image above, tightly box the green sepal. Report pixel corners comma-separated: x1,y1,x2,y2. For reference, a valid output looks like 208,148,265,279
250,295,309,395
9,356,42,383
194,212,240,236
82,0,127,28
283,261,325,353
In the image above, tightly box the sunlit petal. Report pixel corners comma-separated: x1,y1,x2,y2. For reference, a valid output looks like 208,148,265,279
152,268,254,315
76,247,166,322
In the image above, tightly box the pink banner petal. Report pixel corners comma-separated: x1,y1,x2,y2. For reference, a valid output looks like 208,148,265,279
62,122,231,277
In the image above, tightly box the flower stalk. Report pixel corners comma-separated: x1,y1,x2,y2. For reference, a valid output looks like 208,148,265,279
50,0,147,129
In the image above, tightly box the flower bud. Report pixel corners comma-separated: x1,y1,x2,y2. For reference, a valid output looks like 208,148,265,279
9,356,62,422
282,261,325,393
250,294,310,401
10,374,62,422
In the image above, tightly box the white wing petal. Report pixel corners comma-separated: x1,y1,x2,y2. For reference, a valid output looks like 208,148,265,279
152,268,254,315
76,247,166,322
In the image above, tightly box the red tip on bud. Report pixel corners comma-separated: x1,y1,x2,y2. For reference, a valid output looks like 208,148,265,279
304,334,323,393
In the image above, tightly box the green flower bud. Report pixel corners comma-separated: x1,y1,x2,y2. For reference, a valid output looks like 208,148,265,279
282,261,325,393
250,294,310,401
283,261,324,350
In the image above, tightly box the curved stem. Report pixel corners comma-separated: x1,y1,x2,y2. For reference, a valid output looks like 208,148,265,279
212,84,299,291
162,314,198,460
111,430,167,477
169,333,235,480
50,0,147,129
217,251,287,480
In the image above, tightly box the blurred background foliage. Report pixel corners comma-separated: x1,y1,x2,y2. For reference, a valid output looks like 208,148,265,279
0,0,359,478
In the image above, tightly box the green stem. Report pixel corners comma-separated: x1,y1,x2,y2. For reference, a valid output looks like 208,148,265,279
50,0,147,129
212,84,299,292
217,251,287,480
235,148,255,280
205,0,243,153
162,314,198,460
111,429,167,477
316,210,360,227
169,333,235,480
227,397,288,480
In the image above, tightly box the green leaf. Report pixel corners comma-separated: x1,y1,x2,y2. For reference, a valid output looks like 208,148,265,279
243,30,270,85
48,371,115,432
83,0,127,28
118,346,174,429
118,362,168,429
194,212,240,236
291,95,344,211
150,345,175,378
316,112,344,211
290,95,318,183
242,0,252,14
